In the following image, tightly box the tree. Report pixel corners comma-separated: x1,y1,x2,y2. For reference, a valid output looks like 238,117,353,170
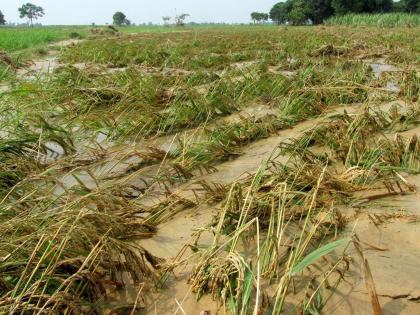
262,13,269,23
398,0,420,13
270,2,291,24
251,12,259,24
289,0,309,25
331,0,365,15
0,10,5,25
269,0,398,27
364,0,393,12
305,0,334,24
113,11,130,26
331,0,394,15
251,12,269,24
392,1,404,11
175,13,189,27
162,16,171,26
18,3,45,26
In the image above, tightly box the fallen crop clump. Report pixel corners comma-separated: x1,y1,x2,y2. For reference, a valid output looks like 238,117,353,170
0,122,163,313
0,52,14,68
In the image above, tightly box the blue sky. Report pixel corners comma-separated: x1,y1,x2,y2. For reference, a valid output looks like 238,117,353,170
1,1,277,25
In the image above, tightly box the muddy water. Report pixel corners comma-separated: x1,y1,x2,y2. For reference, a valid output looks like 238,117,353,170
182,101,404,191
17,57,59,78
16,39,84,79
222,104,278,125
54,97,408,204
130,100,413,313
398,126,420,138
106,112,332,314
12,35,413,312
323,174,420,314
368,58,400,79
384,81,400,93
362,58,403,95
53,101,281,196
58,100,405,200
268,67,296,78
0,84,9,93
52,131,179,195
141,204,219,314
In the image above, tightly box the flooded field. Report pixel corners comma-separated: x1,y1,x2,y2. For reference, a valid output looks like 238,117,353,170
0,25,419,314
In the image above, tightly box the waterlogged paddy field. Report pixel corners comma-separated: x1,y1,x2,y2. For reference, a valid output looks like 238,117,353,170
0,25,419,314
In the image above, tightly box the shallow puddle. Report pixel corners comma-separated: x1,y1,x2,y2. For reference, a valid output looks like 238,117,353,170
384,81,401,93
0,84,9,92
17,57,59,78
368,58,400,79
324,174,420,314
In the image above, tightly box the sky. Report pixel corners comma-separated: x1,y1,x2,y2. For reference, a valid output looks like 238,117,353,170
1,1,277,25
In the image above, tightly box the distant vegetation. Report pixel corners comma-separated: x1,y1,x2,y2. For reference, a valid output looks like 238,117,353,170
175,13,190,26
162,16,171,26
269,0,420,25
326,12,420,26
0,10,5,25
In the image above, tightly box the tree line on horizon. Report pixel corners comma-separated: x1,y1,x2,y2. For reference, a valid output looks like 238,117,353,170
112,11,190,27
266,0,420,25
